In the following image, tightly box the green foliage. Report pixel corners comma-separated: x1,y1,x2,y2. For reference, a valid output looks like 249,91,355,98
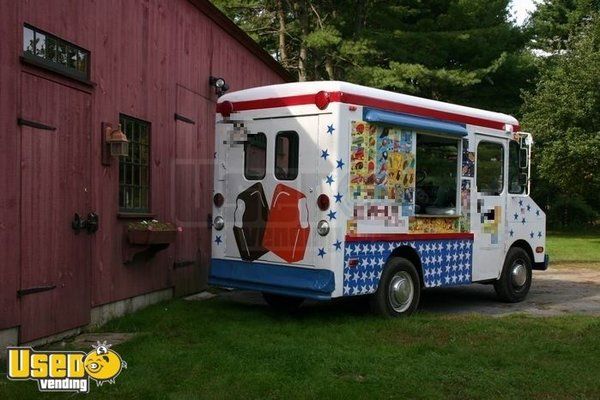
527,0,600,52
213,0,535,114
522,15,600,226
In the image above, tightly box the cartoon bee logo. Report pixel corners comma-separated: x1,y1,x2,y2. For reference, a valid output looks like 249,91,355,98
84,341,127,386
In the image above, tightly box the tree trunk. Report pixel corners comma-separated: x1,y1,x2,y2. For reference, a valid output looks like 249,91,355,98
275,0,288,68
293,0,309,81
325,56,334,80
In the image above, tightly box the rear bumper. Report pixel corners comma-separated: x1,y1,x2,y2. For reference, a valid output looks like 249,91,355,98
533,254,549,271
209,258,335,300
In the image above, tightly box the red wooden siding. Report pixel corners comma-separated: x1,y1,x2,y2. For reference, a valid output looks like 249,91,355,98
0,0,287,341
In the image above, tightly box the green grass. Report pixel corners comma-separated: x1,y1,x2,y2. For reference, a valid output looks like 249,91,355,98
546,229,600,264
1,298,599,400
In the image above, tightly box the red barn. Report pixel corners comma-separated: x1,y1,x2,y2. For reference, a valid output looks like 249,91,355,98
0,0,289,345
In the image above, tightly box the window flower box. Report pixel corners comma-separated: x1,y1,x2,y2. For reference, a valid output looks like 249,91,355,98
127,220,180,245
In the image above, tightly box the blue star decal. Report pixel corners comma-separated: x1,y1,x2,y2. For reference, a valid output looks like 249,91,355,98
513,213,519,220
215,235,222,245
333,240,342,251
530,231,535,239
527,204,531,211
509,229,514,237
325,174,335,185
518,199,523,206
336,158,345,169
327,210,337,220
320,149,330,160
318,248,326,258
521,217,526,225
334,192,343,203
538,231,543,238
536,210,540,216
326,124,335,135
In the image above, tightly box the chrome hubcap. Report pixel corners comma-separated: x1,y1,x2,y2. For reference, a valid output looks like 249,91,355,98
388,271,414,313
511,261,527,287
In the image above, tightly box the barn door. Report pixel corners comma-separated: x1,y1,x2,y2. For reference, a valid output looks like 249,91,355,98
19,73,92,343
172,85,213,295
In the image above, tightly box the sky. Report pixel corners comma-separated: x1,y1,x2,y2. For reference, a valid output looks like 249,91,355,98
510,0,538,25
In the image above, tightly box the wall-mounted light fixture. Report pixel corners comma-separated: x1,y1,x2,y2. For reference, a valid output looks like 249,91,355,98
209,76,229,97
101,122,129,165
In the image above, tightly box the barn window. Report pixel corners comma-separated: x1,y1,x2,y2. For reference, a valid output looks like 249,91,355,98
22,24,90,81
244,132,267,180
119,115,151,213
477,141,504,195
274,131,299,180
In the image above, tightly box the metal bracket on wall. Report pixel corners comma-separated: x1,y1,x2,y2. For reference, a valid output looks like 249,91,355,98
17,118,56,131
174,113,196,125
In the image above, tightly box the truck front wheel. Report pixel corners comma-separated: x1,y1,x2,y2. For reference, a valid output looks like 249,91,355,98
371,257,421,317
494,247,532,303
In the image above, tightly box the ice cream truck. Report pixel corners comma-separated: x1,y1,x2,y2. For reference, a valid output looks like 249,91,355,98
209,81,548,316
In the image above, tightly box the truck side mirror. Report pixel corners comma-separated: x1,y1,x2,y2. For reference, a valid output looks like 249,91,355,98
518,172,528,186
519,148,528,169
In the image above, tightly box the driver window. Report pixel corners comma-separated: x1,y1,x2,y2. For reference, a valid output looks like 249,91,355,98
415,134,458,215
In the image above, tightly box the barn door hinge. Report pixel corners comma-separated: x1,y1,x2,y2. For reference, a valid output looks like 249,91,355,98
17,118,56,131
17,285,57,297
174,113,196,125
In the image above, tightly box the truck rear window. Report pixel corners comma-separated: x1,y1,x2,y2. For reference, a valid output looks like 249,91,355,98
244,132,267,180
275,131,299,180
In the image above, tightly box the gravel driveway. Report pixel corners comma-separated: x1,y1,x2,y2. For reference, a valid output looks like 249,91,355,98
217,266,600,317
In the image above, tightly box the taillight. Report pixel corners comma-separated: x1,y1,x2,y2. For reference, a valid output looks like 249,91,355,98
213,193,224,208
536,246,544,253
218,101,233,117
317,194,330,211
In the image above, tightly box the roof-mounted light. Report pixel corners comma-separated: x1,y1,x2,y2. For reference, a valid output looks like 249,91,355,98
315,91,331,110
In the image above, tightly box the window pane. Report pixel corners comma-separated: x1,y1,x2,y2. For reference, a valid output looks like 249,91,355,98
244,132,267,180
57,42,68,65
274,131,299,180
45,37,57,62
477,142,504,195
415,134,458,215
119,116,151,211
34,31,46,57
508,140,525,194
23,27,34,54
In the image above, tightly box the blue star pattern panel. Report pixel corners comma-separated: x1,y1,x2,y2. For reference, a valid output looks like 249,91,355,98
343,238,473,296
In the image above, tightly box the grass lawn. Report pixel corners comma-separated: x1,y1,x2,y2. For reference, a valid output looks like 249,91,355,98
1,231,599,399
546,228,600,265
1,298,600,399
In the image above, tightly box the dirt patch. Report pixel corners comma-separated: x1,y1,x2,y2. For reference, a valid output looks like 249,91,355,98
419,266,600,316
223,266,600,317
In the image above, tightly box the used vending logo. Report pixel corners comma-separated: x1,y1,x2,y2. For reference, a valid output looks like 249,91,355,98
6,341,126,393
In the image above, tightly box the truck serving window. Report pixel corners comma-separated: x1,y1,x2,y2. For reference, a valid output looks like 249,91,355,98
244,132,267,180
275,131,299,180
477,141,504,195
415,134,458,215
508,140,525,194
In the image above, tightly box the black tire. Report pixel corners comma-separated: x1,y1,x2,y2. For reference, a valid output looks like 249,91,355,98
370,257,421,317
262,292,304,312
494,247,532,303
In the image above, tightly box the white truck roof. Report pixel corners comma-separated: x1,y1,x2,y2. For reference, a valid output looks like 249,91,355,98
219,81,520,130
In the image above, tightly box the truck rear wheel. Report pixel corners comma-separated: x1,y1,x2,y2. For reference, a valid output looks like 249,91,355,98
370,257,421,317
494,247,532,303
262,292,304,312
